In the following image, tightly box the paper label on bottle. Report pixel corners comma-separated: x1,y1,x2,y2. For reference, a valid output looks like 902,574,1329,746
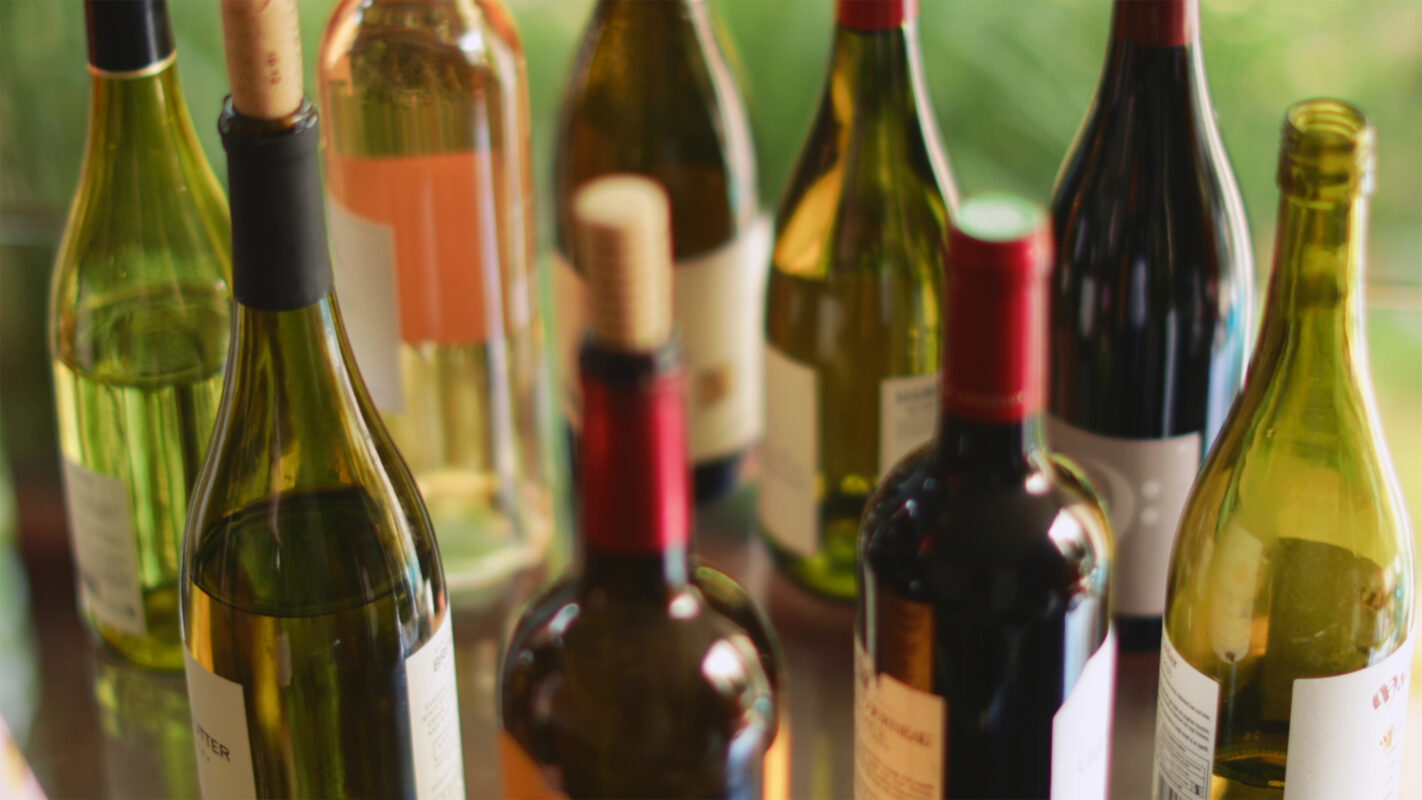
184,648,258,800
326,195,404,413
1152,631,1220,800
758,344,819,557
1052,629,1115,800
879,373,940,475
552,214,772,460
405,612,466,800
853,636,944,800
60,458,145,637
1283,635,1413,800
1045,417,1202,617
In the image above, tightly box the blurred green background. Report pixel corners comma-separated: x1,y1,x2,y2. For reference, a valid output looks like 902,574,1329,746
1,0,1419,567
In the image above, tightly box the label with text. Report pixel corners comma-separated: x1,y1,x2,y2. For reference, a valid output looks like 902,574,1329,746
405,613,466,799
1153,631,1220,800
759,344,819,557
1283,634,1413,800
61,458,145,637
1045,418,1201,616
854,637,944,800
1052,629,1115,800
879,373,940,475
185,648,258,800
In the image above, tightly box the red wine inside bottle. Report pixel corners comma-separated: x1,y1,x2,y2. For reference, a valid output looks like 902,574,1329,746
1048,0,1252,654
857,196,1114,799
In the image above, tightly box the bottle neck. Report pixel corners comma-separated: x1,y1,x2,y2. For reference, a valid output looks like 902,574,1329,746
1110,0,1198,48
828,14,931,126
84,61,197,172
85,0,174,75
1098,0,1208,111
578,344,692,593
221,100,334,311
937,269,1047,472
1254,192,1368,379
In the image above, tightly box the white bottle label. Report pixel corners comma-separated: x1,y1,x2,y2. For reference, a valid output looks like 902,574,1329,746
327,196,404,413
552,215,772,460
1045,417,1202,616
1052,629,1116,800
759,344,819,557
185,648,259,800
853,638,944,800
1284,635,1413,800
60,458,144,637
879,373,940,475
1153,631,1221,800
405,613,466,800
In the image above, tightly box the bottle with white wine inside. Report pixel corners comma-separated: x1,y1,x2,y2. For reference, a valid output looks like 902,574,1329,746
181,1,464,797
1153,99,1415,800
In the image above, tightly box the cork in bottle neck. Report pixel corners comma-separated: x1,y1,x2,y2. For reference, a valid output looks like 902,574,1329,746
573,176,675,354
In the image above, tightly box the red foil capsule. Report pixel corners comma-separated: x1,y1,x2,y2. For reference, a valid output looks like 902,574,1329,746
941,198,1053,424
837,0,917,31
580,359,691,554
1113,0,1198,48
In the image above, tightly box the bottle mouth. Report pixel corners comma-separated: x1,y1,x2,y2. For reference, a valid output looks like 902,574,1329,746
1278,98,1375,201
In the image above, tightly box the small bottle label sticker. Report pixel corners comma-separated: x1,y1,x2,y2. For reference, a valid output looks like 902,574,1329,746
405,613,466,800
1051,629,1115,800
759,344,819,557
853,636,945,800
878,373,940,475
185,648,258,800
1283,635,1413,800
1152,631,1220,800
61,458,145,637
1045,417,1202,617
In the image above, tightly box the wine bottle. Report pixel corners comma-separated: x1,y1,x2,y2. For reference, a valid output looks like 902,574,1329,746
319,0,557,604
93,645,200,798
761,0,957,601
1047,0,1253,653
49,0,232,670
501,176,776,798
1153,100,1415,800
551,0,770,504
181,2,464,797
857,195,1113,799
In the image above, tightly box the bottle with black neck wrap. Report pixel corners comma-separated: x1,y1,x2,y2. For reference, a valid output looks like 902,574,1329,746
1152,100,1414,800
180,1,463,797
761,0,957,601
500,176,777,798
1047,0,1253,653
552,0,769,504
50,0,232,670
856,196,1113,799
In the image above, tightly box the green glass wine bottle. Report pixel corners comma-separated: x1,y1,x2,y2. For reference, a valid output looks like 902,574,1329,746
180,1,464,797
760,0,957,600
49,0,232,670
1153,99,1415,800
552,0,770,504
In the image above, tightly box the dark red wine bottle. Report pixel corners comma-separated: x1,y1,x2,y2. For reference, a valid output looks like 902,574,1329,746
1047,0,1253,654
500,177,777,798
857,195,1114,799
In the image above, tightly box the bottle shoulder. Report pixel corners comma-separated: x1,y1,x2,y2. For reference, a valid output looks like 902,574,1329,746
860,449,1111,610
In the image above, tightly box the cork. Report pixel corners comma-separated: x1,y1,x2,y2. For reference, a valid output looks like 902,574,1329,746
218,0,304,120
573,176,674,353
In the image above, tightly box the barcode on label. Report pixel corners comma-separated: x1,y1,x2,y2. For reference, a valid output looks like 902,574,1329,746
1156,773,1205,800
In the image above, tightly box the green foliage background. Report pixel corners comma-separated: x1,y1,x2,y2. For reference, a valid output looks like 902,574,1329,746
1,0,1419,536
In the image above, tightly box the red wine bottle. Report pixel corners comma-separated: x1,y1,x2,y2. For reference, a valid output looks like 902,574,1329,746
500,177,776,798
1047,0,1253,653
857,196,1114,799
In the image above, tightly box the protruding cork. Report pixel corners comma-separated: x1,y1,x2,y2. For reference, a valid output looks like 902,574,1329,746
219,0,304,120
573,176,674,354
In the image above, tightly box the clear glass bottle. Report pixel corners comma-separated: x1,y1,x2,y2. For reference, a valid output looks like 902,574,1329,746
319,0,556,605
1154,99,1415,800
49,0,232,669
